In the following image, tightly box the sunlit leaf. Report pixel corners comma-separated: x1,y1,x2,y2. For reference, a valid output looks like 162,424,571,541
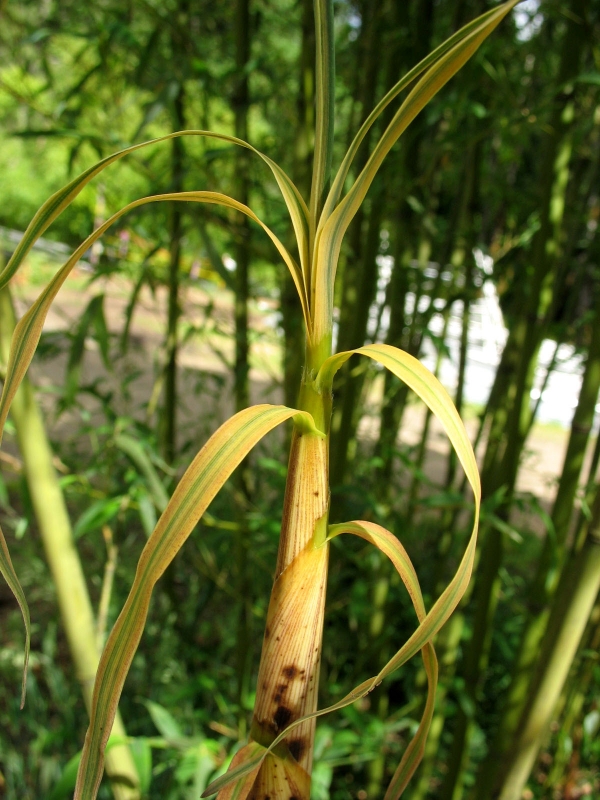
73,404,321,800
325,521,438,799
310,0,519,343
0,191,308,448
0,130,309,299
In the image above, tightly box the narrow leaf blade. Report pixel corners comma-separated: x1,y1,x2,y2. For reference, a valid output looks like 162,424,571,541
74,404,317,800
0,522,30,707
311,0,518,343
0,131,309,316
0,191,308,447
327,521,438,799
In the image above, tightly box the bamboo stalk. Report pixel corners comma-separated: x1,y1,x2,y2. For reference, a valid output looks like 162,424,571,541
0,288,140,800
495,488,600,800
241,363,332,794
162,83,185,464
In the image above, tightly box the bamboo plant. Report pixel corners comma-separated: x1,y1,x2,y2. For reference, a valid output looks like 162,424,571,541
0,2,518,798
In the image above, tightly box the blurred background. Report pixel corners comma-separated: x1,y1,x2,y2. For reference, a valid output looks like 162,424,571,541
0,0,599,798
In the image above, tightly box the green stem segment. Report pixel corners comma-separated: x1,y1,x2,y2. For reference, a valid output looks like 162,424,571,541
0,288,139,800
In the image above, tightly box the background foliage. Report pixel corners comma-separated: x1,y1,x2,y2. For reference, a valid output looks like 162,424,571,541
1,0,600,798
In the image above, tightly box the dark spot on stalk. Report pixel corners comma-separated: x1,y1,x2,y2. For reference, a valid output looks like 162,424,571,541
314,491,319,497
288,739,305,761
273,705,292,730
283,665,298,679
274,683,288,702
265,626,271,639
290,796,299,800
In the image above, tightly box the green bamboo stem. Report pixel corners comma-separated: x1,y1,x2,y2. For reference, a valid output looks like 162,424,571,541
543,597,600,789
233,0,253,724
330,187,384,486
445,11,587,794
162,84,185,464
282,0,315,409
494,488,600,800
474,311,600,792
406,299,453,521
0,288,139,800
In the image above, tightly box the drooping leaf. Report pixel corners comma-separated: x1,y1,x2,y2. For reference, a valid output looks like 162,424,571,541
73,404,322,800
325,521,437,800
0,521,30,708
0,191,308,447
0,130,309,297
316,343,480,498
205,344,480,797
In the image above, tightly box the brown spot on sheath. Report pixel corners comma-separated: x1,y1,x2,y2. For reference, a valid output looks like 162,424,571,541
273,705,292,730
274,683,288,703
282,665,298,679
288,739,306,762
265,625,271,639
314,491,319,497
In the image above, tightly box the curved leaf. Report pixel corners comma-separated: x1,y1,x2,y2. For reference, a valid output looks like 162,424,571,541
0,522,30,707
0,191,308,446
0,130,309,298
310,0,518,343
206,344,481,796
326,521,438,800
316,343,480,498
74,404,320,800
204,519,440,799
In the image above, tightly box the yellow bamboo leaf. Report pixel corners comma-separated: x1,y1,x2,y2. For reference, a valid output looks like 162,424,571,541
0,131,309,296
73,404,320,800
310,0,519,344
0,191,308,448
326,521,437,799
319,2,516,224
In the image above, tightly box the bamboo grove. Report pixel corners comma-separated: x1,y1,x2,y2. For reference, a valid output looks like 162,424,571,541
0,0,599,799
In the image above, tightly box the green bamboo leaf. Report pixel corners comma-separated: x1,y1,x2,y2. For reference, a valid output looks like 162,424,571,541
0,191,309,447
309,0,335,250
0,130,309,301
62,294,107,409
114,433,170,512
310,0,518,344
0,521,30,708
73,404,321,800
